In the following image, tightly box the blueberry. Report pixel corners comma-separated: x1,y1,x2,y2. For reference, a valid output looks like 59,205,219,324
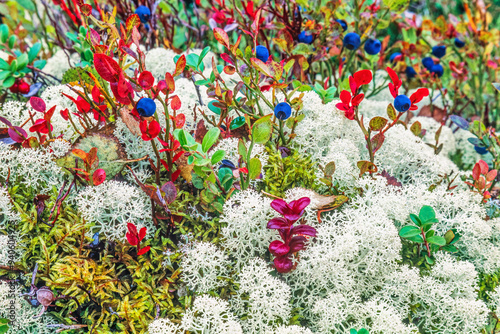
422,57,434,70
389,52,402,63
135,6,151,24
274,102,292,120
430,63,444,78
364,39,381,55
394,95,412,112
136,98,156,117
405,66,417,79
255,45,269,63
432,45,446,59
474,146,488,155
343,32,361,50
454,38,466,48
336,19,348,31
298,31,314,44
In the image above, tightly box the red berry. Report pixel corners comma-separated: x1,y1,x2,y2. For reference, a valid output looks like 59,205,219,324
18,81,30,94
9,82,19,94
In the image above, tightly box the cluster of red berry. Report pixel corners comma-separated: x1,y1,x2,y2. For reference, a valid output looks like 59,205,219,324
9,79,30,94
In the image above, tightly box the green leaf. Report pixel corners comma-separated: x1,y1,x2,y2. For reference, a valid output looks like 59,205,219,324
350,330,358,334
230,116,245,130
208,100,221,115
202,127,220,153
399,225,421,238
252,114,273,144
409,213,421,226
324,161,336,177
9,59,17,72
16,53,28,70
387,104,397,121
8,35,16,50
0,70,11,81
17,0,36,11
211,149,225,165
2,76,15,88
369,116,388,131
198,46,211,67
33,59,46,69
238,139,247,160
0,59,9,71
28,42,41,63
383,0,409,13
419,205,437,223
0,25,8,44
249,158,262,180
425,255,434,264
444,230,455,244
406,234,424,243
358,329,369,334
427,235,446,246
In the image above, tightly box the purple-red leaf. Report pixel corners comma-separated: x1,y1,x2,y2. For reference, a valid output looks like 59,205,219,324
30,97,46,113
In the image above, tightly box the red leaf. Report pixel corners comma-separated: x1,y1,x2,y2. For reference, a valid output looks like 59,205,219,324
352,69,373,86
92,169,106,186
44,106,56,122
94,53,122,83
250,58,271,77
409,88,429,104
172,169,181,182
88,28,100,45
269,240,290,256
170,95,181,111
221,53,234,65
80,4,92,16
351,93,364,107
213,27,229,48
137,246,150,256
173,55,186,77
386,66,400,86
138,227,147,241
339,90,351,105
139,71,154,90
478,160,489,175
8,126,27,143
172,151,184,163
175,114,185,128
348,75,357,94
472,163,481,180
30,97,46,112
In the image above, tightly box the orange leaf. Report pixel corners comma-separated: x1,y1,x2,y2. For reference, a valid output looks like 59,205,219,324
72,149,88,161
213,27,229,48
126,14,141,31
174,55,186,77
486,170,498,182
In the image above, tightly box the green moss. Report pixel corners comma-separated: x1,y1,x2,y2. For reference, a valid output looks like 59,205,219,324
262,147,318,197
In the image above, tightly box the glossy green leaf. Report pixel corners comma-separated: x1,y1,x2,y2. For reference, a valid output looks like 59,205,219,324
252,114,273,144
211,149,225,165
427,235,446,246
419,205,436,223
249,158,261,180
399,225,421,238
202,127,220,153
